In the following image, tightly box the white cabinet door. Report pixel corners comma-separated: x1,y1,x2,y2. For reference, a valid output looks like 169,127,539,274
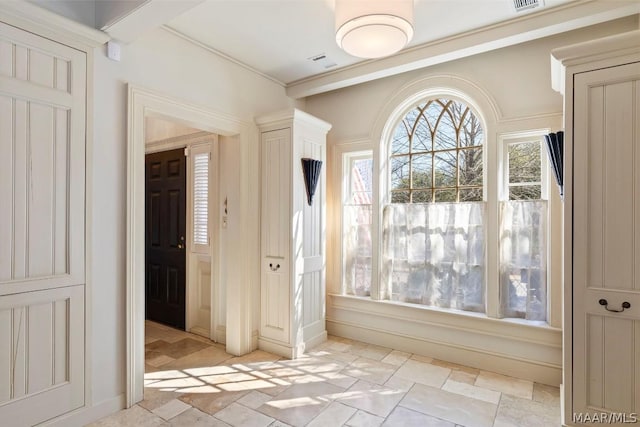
572,61,640,422
260,128,291,343
0,22,86,426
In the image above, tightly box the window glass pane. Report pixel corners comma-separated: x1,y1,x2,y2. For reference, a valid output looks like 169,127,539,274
460,187,483,202
434,102,457,151
344,205,372,296
391,122,411,155
389,98,483,204
412,114,431,152
499,200,547,321
391,156,410,190
412,190,431,203
508,141,541,184
193,152,209,246
423,100,441,130
403,107,420,134
434,188,456,202
344,154,373,296
434,151,456,187
391,191,410,203
349,158,373,203
459,148,483,186
460,107,484,147
411,154,432,189
509,185,541,200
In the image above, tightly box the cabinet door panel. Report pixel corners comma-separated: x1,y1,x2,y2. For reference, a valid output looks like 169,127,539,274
261,129,291,343
573,62,640,419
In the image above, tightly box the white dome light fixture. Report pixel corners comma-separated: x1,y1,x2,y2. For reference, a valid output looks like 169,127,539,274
335,0,414,59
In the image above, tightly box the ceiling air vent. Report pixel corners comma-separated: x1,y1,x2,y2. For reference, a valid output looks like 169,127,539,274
308,53,337,69
513,0,543,12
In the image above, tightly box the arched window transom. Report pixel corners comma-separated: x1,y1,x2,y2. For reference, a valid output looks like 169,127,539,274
390,98,484,203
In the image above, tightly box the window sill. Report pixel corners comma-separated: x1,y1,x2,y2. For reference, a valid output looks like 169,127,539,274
329,293,559,336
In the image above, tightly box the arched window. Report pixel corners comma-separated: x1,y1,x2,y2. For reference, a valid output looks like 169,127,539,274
389,98,484,203
340,84,554,323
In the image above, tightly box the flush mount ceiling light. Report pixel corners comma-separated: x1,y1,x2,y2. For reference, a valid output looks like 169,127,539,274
335,0,414,59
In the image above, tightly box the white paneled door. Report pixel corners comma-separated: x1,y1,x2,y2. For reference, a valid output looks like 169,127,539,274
572,62,640,421
261,128,291,344
0,22,86,425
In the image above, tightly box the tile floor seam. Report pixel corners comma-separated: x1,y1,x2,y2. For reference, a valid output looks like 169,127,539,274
92,321,561,427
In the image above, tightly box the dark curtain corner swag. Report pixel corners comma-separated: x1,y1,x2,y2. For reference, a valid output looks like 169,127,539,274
302,158,322,206
544,131,564,199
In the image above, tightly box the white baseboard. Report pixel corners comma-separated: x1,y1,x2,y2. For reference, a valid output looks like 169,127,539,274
215,325,226,344
327,294,562,386
328,319,561,386
252,329,259,351
258,338,305,359
305,330,328,350
41,394,126,427
189,325,210,339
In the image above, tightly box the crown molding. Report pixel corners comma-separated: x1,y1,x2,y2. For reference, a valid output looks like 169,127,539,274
162,25,286,88
0,0,109,48
550,29,640,93
286,0,640,99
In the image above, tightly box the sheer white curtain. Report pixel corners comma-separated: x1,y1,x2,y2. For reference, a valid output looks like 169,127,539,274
382,203,485,312
343,205,373,296
499,200,547,320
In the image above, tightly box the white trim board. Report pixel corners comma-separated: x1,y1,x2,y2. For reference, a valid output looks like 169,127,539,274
126,84,258,407
41,394,126,427
145,131,214,154
286,1,640,98
328,294,562,386
0,0,109,48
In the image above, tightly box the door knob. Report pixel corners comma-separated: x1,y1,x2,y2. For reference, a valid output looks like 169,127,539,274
599,299,631,313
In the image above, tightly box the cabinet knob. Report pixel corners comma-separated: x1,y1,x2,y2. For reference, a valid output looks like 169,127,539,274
269,263,281,272
599,299,631,313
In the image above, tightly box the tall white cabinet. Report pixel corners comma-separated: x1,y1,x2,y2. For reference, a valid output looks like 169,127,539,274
257,109,331,358
552,31,640,426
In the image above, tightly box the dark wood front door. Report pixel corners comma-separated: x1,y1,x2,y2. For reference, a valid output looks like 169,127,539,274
145,148,186,330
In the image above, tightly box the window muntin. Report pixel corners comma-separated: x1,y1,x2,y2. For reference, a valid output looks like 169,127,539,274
390,99,484,203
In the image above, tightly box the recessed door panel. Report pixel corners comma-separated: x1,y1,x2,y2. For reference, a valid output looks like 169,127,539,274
145,148,186,330
0,21,86,424
573,62,640,418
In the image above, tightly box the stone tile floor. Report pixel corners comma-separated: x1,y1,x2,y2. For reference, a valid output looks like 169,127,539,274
89,321,560,426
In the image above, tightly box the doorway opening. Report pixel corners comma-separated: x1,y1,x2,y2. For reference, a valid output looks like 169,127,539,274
144,117,219,336
127,85,258,406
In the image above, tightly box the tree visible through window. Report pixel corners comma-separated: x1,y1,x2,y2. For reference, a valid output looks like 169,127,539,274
390,99,483,203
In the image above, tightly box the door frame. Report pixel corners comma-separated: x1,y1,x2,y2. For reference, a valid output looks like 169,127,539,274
126,84,257,406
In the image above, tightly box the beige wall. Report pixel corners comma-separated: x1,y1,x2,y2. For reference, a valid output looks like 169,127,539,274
90,26,295,405
305,16,638,143
145,117,201,143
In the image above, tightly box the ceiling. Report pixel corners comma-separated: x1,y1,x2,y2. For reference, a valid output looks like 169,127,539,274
167,0,573,85
29,0,640,97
